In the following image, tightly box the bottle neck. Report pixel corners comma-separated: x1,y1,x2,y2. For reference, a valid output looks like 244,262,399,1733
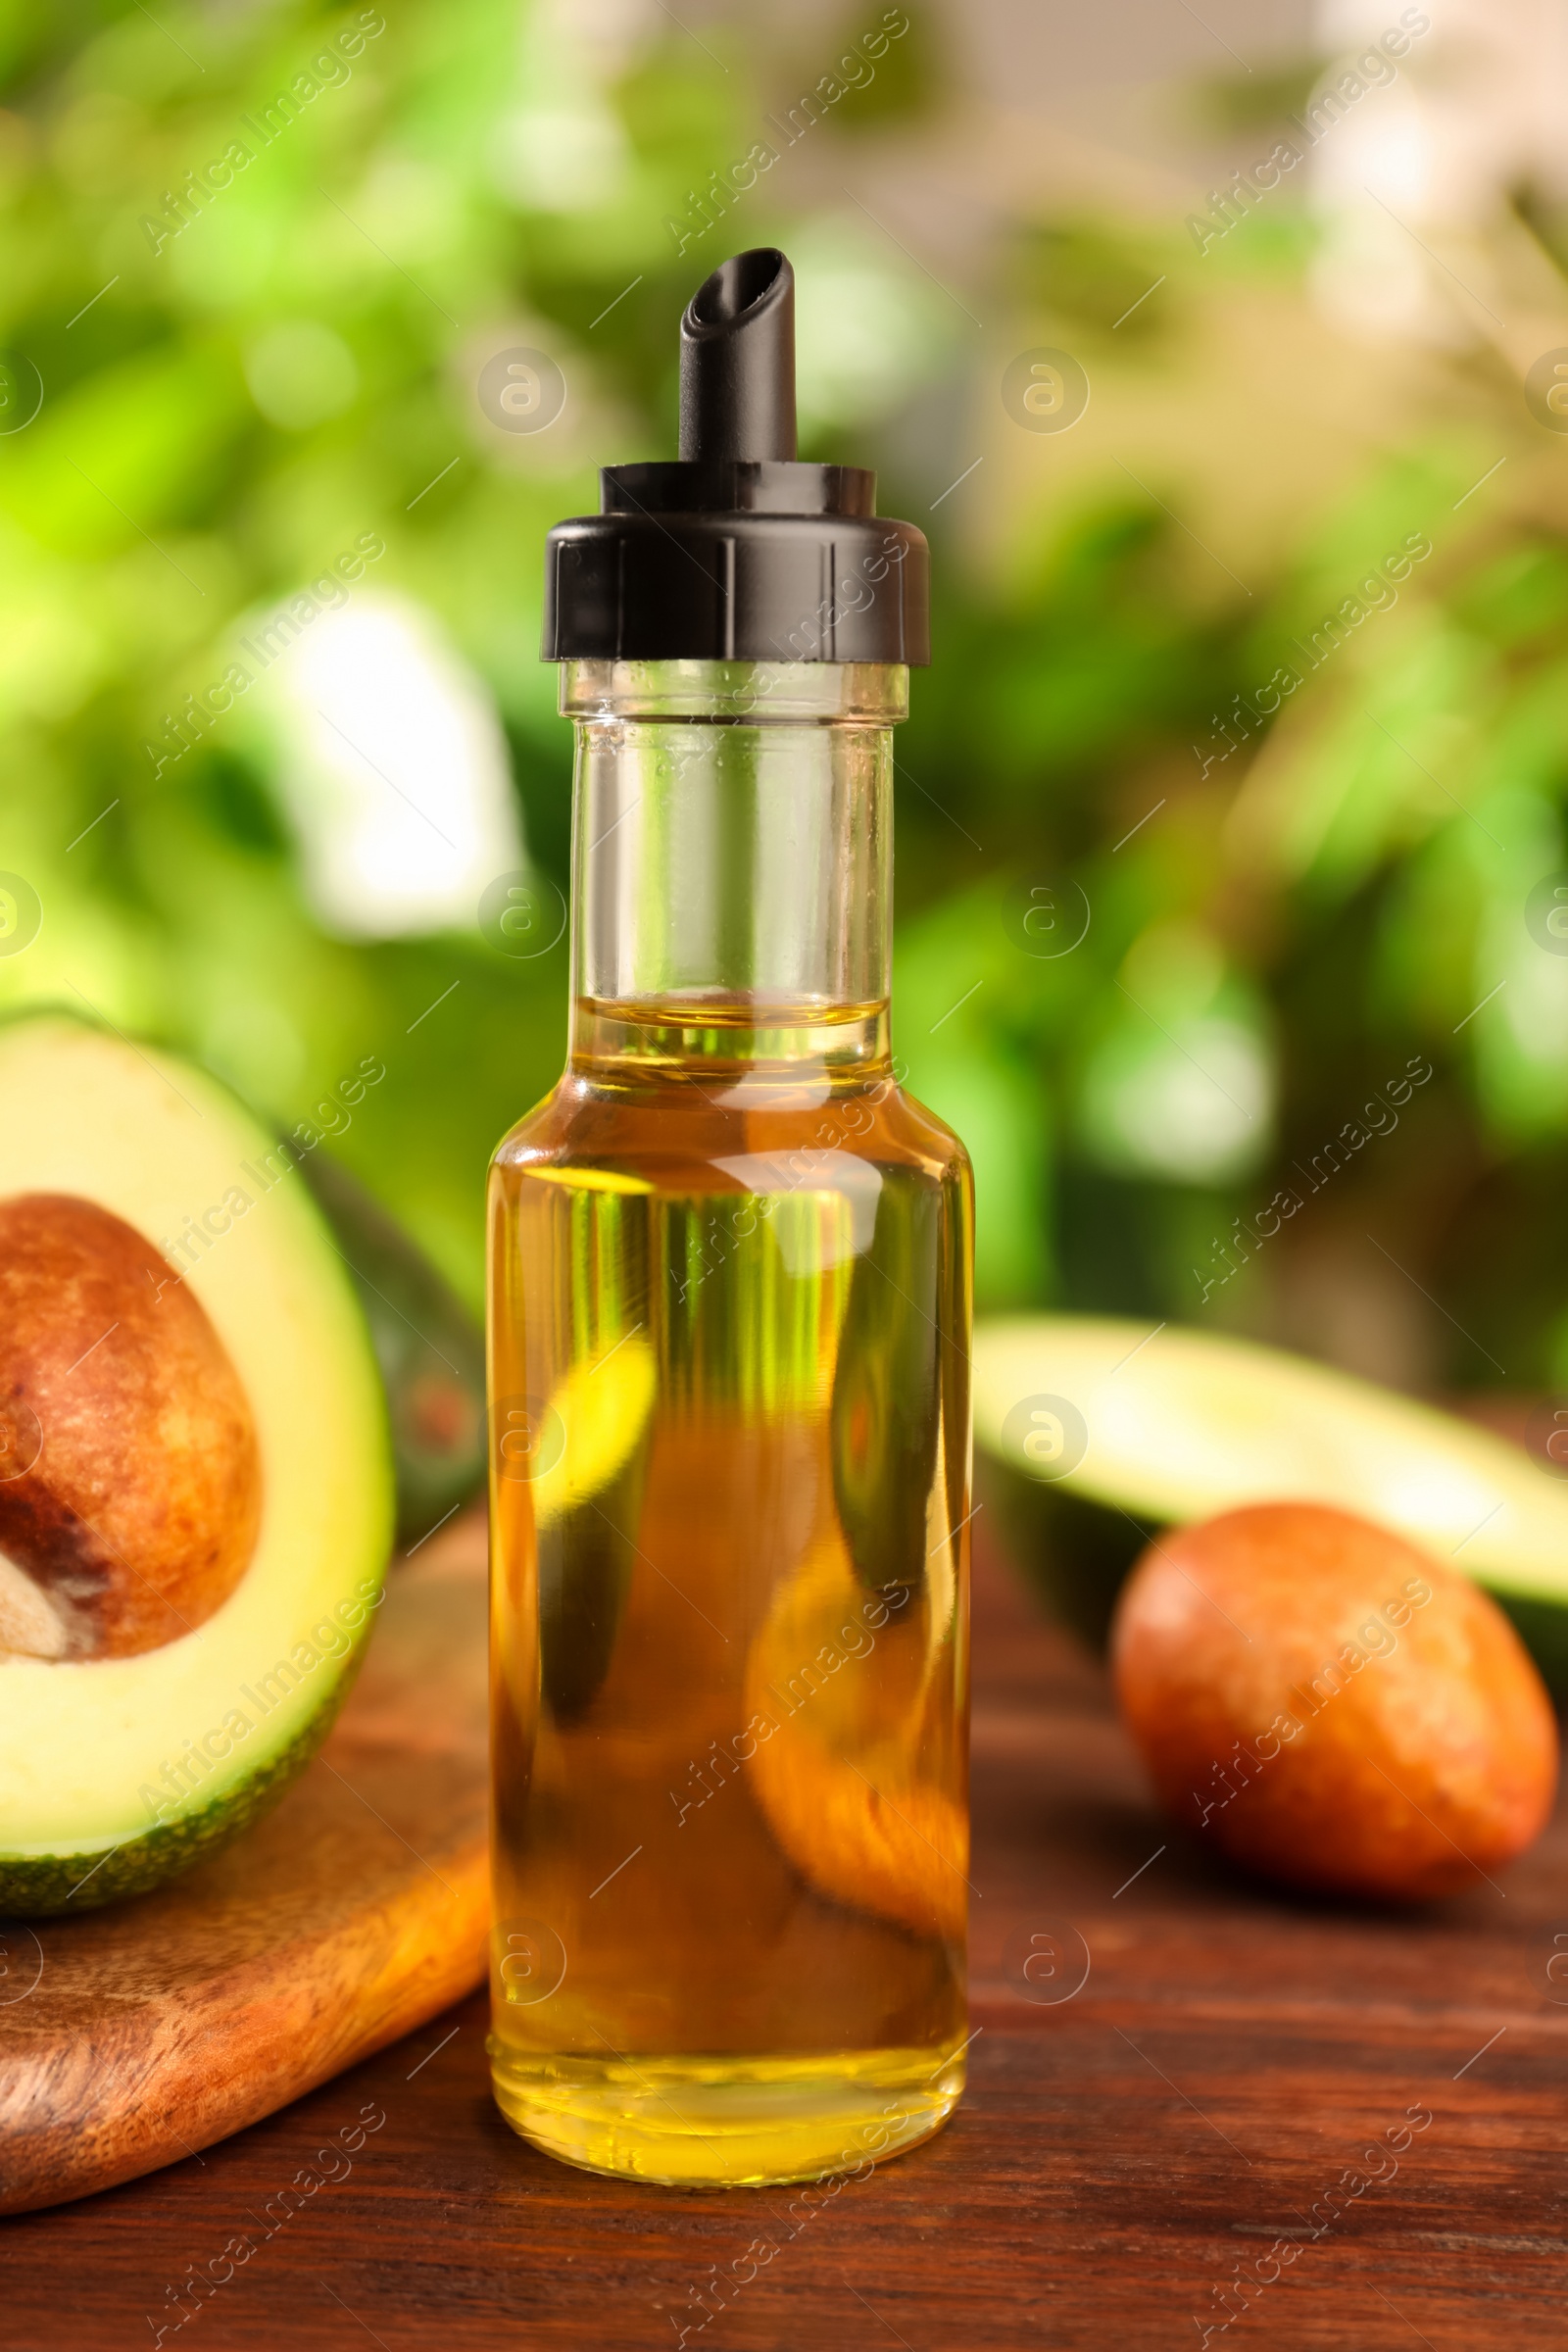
562,661,904,1080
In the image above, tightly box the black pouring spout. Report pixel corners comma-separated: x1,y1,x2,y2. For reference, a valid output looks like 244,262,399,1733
678,247,798,464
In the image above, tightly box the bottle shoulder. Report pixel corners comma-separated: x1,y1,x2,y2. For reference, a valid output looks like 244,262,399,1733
888,1083,972,1177
490,1067,970,1191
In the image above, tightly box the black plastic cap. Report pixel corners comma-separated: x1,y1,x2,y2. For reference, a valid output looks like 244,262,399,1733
542,247,929,667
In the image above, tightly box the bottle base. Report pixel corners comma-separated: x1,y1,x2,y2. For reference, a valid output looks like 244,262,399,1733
488,2038,966,2187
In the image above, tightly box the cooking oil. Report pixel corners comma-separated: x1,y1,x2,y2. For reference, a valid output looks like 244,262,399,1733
489,1014,970,2183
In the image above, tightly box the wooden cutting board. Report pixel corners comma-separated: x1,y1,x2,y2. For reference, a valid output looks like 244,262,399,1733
0,1511,491,2218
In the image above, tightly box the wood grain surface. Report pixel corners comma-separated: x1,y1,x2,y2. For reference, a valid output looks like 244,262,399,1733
4,1524,1567,2349
0,1524,490,2217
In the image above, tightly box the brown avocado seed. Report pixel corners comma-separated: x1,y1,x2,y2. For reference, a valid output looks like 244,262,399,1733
0,1193,261,1660
1111,1502,1559,1903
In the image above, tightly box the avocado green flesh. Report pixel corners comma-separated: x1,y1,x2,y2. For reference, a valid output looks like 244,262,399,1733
0,1683,353,1915
0,1012,393,1917
974,1314,1568,1690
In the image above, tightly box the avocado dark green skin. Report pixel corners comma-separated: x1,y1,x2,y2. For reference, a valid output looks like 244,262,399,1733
981,1448,1568,1699
0,1644,367,1918
831,1177,944,1596
302,1154,486,1547
976,1450,1155,1653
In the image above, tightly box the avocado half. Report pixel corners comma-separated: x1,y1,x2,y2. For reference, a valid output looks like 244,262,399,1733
0,1011,393,1914
975,1314,1568,1693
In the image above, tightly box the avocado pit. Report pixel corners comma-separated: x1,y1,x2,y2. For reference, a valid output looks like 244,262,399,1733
0,1193,261,1660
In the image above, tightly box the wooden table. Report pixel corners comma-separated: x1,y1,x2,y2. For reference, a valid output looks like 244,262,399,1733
4,1534,1564,2350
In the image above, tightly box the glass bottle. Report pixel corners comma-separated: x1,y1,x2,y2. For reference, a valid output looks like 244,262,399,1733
486,251,972,2188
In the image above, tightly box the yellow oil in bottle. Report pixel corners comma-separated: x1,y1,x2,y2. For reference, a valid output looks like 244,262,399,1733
487,1006,971,2185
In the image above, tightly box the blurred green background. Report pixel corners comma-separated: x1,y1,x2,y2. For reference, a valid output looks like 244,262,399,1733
4,0,1567,1399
